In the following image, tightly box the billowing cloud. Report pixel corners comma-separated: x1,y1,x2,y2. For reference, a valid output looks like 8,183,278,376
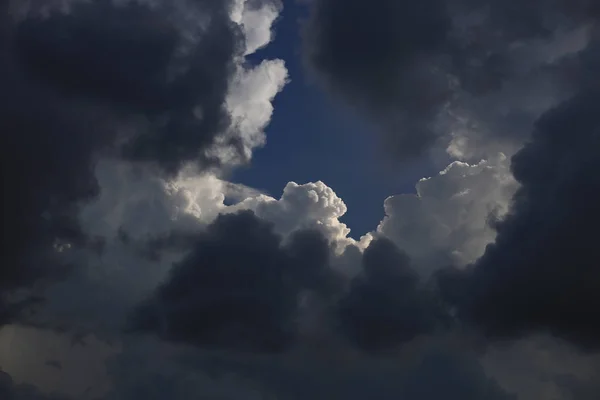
3,0,249,325
235,181,355,246
14,0,244,172
443,90,600,350
224,58,289,162
303,0,598,161
378,154,518,274
337,238,448,351
0,0,287,332
3,0,600,399
231,0,282,55
126,204,452,354
129,210,336,353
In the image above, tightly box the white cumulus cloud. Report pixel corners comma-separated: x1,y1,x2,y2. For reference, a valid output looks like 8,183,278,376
377,153,518,274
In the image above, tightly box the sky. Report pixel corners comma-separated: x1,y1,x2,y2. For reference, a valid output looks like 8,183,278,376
233,1,432,236
1,0,600,400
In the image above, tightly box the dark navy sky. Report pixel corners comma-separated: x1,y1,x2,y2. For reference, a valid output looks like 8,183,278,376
234,1,433,237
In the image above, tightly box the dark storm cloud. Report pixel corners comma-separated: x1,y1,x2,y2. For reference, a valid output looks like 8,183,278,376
337,238,448,351
217,351,514,400
303,0,450,159
15,0,244,173
129,210,335,353
131,218,451,354
440,90,600,349
303,0,600,160
0,369,68,400
0,0,244,326
1,1,107,326
106,338,516,400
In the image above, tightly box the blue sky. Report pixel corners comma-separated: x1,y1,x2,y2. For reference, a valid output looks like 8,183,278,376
234,1,432,236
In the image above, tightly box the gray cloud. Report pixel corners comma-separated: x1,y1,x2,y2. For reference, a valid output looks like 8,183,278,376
99,335,515,400
129,209,452,355
4,1,600,399
304,0,600,354
303,0,450,159
303,0,599,161
0,369,69,400
441,89,600,349
0,0,250,326
337,238,449,351
15,0,244,173
129,210,337,353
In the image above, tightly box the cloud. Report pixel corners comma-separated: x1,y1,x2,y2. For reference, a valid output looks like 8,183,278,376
377,154,518,274
303,0,450,159
0,325,117,399
235,181,356,247
231,0,282,55
16,160,237,335
482,335,600,400
14,0,245,172
229,180,373,281
443,90,600,349
126,204,452,355
3,0,249,318
3,1,600,399
302,0,598,161
224,58,289,162
1,0,111,327
129,210,336,353
337,238,448,351
0,0,288,331
0,369,69,400
98,334,515,400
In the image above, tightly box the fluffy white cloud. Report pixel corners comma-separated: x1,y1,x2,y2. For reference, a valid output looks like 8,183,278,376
218,154,516,278
234,181,360,247
208,1,289,165
377,153,517,273
220,59,289,163
231,0,282,55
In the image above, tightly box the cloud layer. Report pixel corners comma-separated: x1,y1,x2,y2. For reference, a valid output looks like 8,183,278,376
0,0,287,329
2,1,600,399
446,91,600,349
303,0,598,161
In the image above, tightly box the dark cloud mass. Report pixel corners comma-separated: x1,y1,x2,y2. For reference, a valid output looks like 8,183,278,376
15,0,244,173
443,90,600,349
5,0,600,398
105,339,516,400
0,0,244,326
0,369,68,400
303,0,600,160
130,210,336,353
303,0,451,158
303,0,600,351
131,213,450,353
338,238,447,351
